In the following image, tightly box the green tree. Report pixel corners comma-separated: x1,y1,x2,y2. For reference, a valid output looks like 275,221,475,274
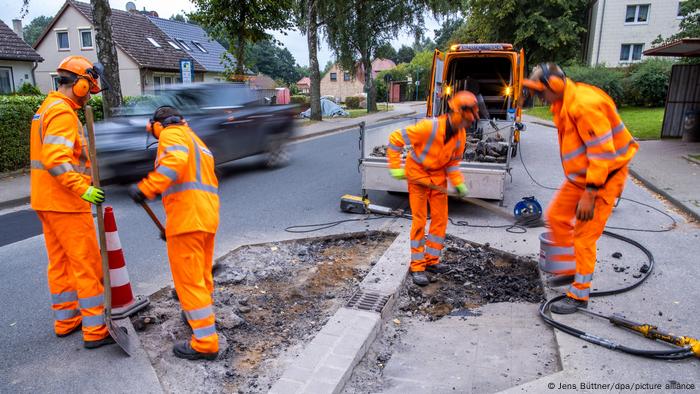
451,0,589,65
397,45,416,64
191,0,294,78
322,60,334,75
169,13,188,23
91,0,123,117
375,43,398,63
433,18,463,51
246,39,302,84
22,15,52,45
653,0,700,64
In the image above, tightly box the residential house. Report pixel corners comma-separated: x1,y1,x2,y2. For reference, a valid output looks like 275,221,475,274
296,76,310,94
320,58,396,102
585,0,684,66
33,0,230,96
0,19,43,94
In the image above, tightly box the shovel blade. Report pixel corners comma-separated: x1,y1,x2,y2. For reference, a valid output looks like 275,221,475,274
106,318,134,356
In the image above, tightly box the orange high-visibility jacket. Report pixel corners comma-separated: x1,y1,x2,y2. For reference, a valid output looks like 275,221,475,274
552,80,638,191
30,92,92,213
388,116,466,186
138,124,219,236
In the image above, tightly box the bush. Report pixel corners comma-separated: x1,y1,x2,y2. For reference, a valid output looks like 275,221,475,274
17,83,41,96
345,96,361,109
565,65,626,104
622,59,673,107
290,95,309,105
0,95,44,172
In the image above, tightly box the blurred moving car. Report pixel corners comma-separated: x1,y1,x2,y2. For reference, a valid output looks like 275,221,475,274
96,83,298,184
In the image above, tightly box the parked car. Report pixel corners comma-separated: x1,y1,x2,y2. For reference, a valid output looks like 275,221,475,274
96,83,298,184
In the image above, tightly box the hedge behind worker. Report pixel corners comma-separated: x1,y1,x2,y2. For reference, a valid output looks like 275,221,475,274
30,55,120,348
128,106,221,361
386,91,477,286
521,63,638,314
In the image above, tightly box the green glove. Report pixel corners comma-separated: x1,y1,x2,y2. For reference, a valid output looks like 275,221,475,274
455,183,468,197
389,168,406,180
81,186,105,205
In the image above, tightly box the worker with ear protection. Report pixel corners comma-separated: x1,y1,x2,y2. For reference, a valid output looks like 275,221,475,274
128,106,220,360
521,63,638,314
30,55,118,348
387,91,477,286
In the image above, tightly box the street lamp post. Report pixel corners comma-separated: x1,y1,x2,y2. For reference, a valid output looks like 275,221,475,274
415,68,422,101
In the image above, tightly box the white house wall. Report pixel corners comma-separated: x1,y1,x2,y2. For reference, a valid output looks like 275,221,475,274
0,60,36,91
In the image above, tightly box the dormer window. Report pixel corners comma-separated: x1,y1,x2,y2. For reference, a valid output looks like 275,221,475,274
147,37,161,48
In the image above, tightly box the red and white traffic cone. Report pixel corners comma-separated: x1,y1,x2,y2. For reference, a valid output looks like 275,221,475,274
104,206,149,319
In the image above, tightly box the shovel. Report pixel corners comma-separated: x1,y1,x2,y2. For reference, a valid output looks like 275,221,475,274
85,106,133,356
138,200,166,241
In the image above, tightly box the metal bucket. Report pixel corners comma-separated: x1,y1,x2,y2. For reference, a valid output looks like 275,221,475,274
539,232,576,274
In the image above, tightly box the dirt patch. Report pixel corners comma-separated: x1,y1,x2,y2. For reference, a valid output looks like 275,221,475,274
132,231,395,394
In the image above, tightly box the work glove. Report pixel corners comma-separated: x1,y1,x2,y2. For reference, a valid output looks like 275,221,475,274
81,186,105,205
389,168,406,180
128,184,146,204
576,189,597,221
455,183,468,197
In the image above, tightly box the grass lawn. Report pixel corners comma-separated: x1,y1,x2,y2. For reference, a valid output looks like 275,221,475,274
523,106,664,140
689,154,700,161
346,104,394,118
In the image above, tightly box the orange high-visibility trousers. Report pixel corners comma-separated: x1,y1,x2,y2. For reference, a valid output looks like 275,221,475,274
37,211,108,340
546,166,629,301
167,231,218,353
408,180,448,272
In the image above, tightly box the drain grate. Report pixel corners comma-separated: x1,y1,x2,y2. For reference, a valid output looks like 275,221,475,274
346,290,391,314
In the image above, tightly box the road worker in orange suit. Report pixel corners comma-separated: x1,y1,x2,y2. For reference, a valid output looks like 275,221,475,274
128,106,220,360
521,63,638,314
30,55,118,348
387,91,477,286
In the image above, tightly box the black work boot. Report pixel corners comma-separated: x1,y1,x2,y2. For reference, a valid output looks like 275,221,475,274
56,323,82,338
551,297,588,315
425,263,449,274
411,271,429,286
173,340,218,361
84,327,127,349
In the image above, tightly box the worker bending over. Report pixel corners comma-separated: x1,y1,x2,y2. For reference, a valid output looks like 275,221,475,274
387,91,477,286
129,106,220,360
30,56,117,348
522,63,638,314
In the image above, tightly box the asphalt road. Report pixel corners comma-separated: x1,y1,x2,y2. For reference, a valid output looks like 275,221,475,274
0,118,413,391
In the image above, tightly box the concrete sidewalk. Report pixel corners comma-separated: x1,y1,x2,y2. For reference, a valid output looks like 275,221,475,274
0,171,30,210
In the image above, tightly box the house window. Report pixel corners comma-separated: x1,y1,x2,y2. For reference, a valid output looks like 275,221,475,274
343,72,350,81
625,4,649,23
330,72,337,81
678,1,686,18
168,41,181,50
192,41,208,53
0,67,13,94
164,76,172,85
147,37,161,48
176,39,192,51
79,29,93,49
153,76,161,87
51,75,61,91
620,44,644,62
56,31,69,50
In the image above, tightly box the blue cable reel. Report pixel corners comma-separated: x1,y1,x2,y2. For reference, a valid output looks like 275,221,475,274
513,196,543,221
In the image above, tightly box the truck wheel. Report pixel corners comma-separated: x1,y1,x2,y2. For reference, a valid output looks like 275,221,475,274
265,136,290,168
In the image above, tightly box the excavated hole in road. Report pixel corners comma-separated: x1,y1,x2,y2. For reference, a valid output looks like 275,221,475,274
132,231,395,394
343,236,552,393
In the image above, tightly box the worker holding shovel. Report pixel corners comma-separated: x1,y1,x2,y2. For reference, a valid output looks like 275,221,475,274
386,91,477,286
129,106,220,360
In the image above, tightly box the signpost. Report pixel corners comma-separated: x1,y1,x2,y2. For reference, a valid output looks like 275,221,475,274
180,59,194,84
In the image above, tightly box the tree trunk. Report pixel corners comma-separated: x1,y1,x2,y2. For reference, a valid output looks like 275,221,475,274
233,13,246,80
362,56,376,112
91,0,122,118
306,0,322,121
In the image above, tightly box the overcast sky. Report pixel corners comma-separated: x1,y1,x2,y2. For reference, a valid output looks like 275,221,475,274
1,0,443,67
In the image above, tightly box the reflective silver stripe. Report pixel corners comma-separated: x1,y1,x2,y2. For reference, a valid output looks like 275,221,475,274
426,234,444,245
546,261,577,272
192,137,202,183
425,246,441,257
48,163,75,176
201,147,213,157
568,286,590,299
611,122,625,135
400,128,411,146
447,166,460,173
410,239,425,248
453,138,462,158
416,120,438,164
574,273,593,283
82,314,105,327
587,140,635,160
54,309,80,320
411,252,425,261
164,145,189,154
156,165,179,181
561,146,586,162
566,171,586,183
193,324,217,339
163,182,218,197
79,294,104,309
31,160,45,170
548,245,574,256
387,143,401,151
185,305,214,321
584,131,612,148
44,134,74,149
37,100,66,142
52,291,78,304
